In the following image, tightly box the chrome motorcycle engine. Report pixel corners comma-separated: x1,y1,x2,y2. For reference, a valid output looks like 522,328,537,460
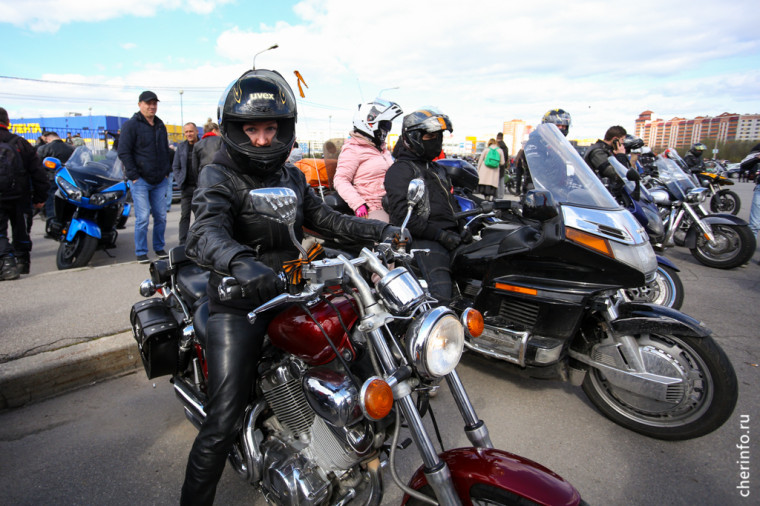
241,358,375,505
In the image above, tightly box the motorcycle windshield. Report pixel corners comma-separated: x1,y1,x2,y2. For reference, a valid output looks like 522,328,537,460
608,156,655,202
654,155,696,192
65,146,124,180
524,124,619,209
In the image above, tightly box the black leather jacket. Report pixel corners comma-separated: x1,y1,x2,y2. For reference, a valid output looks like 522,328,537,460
584,139,630,182
384,144,460,242
186,147,389,312
683,151,705,174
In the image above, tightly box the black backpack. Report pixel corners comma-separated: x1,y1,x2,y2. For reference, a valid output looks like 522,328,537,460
0,136,24,200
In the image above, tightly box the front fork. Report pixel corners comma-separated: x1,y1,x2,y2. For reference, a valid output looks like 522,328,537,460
665,204,714,246
368,325,492,506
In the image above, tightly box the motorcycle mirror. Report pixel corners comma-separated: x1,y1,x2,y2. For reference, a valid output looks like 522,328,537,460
248,187,309,260
522,189,558,222
406,178,425,206
626,169,641,182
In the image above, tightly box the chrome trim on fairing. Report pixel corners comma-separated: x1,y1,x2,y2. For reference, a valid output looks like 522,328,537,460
563,205,648,245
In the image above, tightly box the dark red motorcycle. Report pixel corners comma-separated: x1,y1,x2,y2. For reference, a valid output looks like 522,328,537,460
130,184,583,505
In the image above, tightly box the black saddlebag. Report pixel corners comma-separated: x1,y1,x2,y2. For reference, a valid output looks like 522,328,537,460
130,298,180,379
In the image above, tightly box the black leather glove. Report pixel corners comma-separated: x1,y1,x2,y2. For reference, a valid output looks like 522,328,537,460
460,229,473,244
229,255,281,305
381,225,413,248
436,229,461,251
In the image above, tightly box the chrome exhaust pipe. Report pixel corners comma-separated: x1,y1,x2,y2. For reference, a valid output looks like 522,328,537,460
173,377,206,430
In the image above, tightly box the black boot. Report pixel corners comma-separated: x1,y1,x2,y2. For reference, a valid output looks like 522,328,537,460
17,253,30,275
1,256,20,281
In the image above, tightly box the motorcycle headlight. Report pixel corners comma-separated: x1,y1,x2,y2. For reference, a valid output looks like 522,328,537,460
610,240,658,280
90,191,122,206
406,307,464,379
56,176,83,202
686,187,708,203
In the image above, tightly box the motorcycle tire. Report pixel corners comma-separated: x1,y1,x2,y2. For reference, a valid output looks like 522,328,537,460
56,233,98,270
582,332,737,440
624,264,684,310
709,189,740,215
690,223,755,269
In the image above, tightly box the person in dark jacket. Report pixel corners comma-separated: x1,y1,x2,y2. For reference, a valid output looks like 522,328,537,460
683,142,707,175
191,121,223,177
171,122,199,245
584,125,630,190
117,90,172,263
384,107,469,305
0,107,49,279
180,69,405,506
496,132,509,198
37,131,75,220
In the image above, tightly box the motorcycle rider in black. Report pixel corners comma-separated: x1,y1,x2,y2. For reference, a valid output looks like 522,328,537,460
683,142,707,175
384,108,469,305
181,69,407,506
514,108,572,195
584,125,631,190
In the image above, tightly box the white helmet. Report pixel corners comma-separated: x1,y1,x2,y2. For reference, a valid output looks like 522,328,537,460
353,98,403,147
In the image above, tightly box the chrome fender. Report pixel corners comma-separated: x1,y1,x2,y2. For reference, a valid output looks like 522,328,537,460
403,447,582,506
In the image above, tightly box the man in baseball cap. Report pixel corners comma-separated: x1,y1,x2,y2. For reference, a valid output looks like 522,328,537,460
138,90,160,103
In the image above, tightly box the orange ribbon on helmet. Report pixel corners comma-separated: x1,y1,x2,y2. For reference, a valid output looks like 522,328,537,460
282,243,324,285
293,70,309,98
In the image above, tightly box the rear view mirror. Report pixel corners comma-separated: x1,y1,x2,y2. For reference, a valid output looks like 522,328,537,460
522,189,558,222
407,178,425,206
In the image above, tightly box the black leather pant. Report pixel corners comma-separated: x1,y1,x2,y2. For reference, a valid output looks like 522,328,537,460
180,311,268,506
413,238,453,305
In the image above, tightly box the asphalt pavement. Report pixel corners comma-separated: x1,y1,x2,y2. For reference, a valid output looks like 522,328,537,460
0,181,758,411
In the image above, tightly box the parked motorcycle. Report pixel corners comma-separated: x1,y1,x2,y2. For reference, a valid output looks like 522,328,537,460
442,124,737,440
605,156,684,309
42,147,131,269
663,150,741,215
645,155,755,269
130,184,583,505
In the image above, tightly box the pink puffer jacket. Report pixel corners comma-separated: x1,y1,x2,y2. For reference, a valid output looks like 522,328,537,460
333,132,393,212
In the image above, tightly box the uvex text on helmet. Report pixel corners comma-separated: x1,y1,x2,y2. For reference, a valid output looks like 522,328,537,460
218,69,298,175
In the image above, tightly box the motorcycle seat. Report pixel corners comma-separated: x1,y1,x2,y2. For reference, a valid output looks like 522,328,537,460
176,264,210,308
193,300,209,348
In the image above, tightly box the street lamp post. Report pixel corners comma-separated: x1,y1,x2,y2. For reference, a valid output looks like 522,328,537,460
253,44,279,70
179,90,184,126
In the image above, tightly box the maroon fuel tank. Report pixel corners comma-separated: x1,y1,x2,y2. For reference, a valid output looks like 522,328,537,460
267,295,359,366
404,447,582,506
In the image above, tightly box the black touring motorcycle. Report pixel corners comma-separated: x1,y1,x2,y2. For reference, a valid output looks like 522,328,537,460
444,124,738,441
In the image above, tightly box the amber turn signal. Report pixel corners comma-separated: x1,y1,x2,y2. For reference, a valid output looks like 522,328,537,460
44,159,58,169
462,308,484,338
361,377,393,420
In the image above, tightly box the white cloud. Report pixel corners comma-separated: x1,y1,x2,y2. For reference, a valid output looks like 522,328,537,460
1,0,233,33
121,42,137,50
3,0,759,141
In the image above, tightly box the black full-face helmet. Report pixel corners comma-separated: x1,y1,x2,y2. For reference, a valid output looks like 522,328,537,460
218,69,297,177
690,142,707,156
401,107,453,160
623,134,645,153
541,108,572,137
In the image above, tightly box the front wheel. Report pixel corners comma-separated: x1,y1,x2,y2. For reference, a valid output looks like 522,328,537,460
624,264,684,309
709,189,740,215
582,332,737,440
506,178,520,196
56,233,98,269
690,223,755,269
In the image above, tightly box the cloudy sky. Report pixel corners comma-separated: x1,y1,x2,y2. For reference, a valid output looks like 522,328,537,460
2,0,759,142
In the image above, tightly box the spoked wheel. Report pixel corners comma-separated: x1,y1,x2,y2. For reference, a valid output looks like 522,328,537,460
690,223,755,269
582,332,737,440
709,190,740,215
624,264,684,309
56,233,98,269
